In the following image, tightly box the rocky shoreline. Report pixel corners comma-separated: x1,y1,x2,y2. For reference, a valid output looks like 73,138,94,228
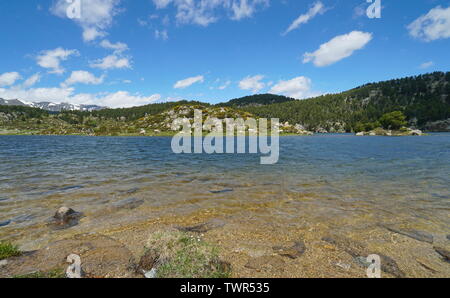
1,205,449,278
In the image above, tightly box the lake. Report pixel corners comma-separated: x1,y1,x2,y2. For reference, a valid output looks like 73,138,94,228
0,134,449,277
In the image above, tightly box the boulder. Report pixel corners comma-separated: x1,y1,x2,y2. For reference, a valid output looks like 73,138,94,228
50,207,83,229
54,207,76,221
356,132,365,136
409,129,423,136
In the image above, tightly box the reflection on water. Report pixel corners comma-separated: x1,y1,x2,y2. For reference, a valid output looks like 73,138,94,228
0,134,449,245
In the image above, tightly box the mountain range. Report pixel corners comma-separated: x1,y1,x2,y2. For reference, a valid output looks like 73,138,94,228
0,98,105,112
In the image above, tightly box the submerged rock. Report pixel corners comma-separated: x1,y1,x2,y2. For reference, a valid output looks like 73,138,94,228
434,247,450,263
210,188,234,194
379,254,405,278
383,226,434,244
447,235,450,241
322,234,405,278
273,240,306,259
0,220,10,227
112,198,144,210
177,218,226,233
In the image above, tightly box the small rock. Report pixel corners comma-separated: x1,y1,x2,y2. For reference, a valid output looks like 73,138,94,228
137,249,159,274
434,247,450,263
0,260,8,267
446,235,450,241
273,240,306,259
356,132,364,136
0,220,10,227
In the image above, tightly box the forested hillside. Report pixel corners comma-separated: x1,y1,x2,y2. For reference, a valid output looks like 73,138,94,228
242,72,450,132
220,94,294,107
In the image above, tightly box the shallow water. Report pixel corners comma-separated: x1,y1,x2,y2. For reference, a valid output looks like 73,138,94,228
0,134,449,250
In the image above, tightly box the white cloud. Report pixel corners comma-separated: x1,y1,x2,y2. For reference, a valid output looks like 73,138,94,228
71,91,161,108
155,29,169,40
62,70,105,86
174,75,204,89
0,85,161,108
0,86,75,103
90,54,131,69
0,72,22,87
152,0,268,26
231,0,269,21
269,76,320,99
218,80,231,90
283,1,325,35
303,31,372,67
51,0,121,42
99,39,129,53
153,0,172,9
239,75,265,93
419,61,434,69
23,73,41,88
408,6,450,42
36,48,79,74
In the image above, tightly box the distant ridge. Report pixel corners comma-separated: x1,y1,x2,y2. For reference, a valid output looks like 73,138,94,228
220,94,295,107
0,98,105,112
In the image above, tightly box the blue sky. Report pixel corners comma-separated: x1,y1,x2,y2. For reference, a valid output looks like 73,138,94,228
0,0,449,108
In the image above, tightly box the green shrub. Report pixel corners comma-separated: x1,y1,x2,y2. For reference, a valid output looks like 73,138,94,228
0,241,21,260
145,231,231,278
379,111,407,130
13,268,66,279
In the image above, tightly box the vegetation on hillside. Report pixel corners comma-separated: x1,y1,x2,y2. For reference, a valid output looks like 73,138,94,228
0,72,449,135
243,72,450,132
220,94,294,107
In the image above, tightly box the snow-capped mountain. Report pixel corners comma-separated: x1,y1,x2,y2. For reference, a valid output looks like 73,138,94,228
0,98,106,112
